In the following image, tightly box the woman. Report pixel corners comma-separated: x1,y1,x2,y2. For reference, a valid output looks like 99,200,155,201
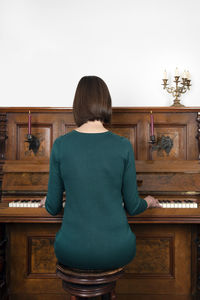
42,76,160,270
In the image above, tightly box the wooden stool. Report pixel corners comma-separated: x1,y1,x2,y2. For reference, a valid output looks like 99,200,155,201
56,262,125,299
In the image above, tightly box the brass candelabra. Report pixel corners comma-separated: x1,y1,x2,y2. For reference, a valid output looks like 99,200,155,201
162,69,191,107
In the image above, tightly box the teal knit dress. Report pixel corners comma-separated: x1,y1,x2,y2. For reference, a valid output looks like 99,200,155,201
45,130,147,270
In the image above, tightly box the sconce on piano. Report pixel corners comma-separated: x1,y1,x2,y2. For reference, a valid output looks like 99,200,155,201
25,134,40,155
25,111,40,155
149,135,173,155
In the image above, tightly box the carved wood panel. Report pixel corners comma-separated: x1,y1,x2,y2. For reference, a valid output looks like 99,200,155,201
137,173,200,192
120,224,192,296
17,124,52,160
9,223,65,296
6,113,63,160
151,124,187,160
125,235,174,278
27,236,57,278
148,112,198,161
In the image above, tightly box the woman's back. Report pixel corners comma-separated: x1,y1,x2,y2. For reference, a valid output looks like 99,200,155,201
45,130,147,270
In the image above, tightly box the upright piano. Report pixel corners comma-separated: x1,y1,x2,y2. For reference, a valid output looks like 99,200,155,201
0,107,199,300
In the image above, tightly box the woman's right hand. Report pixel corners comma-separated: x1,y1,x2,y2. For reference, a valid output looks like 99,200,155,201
144,195,162,208
39,196,46,208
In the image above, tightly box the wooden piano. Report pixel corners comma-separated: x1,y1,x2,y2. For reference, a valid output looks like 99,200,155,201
0,107,200,300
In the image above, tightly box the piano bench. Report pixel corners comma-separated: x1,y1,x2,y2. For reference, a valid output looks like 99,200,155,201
56,262,125,299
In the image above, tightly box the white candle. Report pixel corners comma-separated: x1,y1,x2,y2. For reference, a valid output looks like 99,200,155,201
163,70,167,79
182,70,187,78
186,70,191,79
175,67,179,76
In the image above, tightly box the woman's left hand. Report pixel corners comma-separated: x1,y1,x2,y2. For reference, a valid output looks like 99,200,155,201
39,196,46,207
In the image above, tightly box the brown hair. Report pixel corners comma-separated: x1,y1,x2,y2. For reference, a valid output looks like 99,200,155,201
73,76,112,127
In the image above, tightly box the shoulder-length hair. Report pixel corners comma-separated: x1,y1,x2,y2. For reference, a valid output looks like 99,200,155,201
73,76,112,127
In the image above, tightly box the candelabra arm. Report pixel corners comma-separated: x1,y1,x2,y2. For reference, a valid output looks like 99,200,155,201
166,87,175,94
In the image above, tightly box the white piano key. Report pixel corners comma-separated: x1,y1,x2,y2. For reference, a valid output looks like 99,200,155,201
35,201,40,208
177,201,182,208
184,201,189,208
174,202,178,208
182,202,186,208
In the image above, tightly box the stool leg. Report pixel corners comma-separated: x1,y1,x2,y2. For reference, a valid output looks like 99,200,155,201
70,295,77,300
111,290,116,300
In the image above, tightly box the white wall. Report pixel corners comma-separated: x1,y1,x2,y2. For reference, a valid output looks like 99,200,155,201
0,0,199,107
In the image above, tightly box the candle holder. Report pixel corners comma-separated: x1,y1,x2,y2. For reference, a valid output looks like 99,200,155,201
162,75,191,107
25,134,40,155
149,134,173,155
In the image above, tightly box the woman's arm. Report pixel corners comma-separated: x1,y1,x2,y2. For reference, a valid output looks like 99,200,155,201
121,141,160,216
45,138,65,215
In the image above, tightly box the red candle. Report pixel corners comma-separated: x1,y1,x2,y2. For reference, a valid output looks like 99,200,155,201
28,111,31,135
150,111,154,136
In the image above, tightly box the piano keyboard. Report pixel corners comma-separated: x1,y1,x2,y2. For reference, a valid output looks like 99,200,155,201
159,200,198,208
9,200,41,208
8,200,66,208
8,200,198,208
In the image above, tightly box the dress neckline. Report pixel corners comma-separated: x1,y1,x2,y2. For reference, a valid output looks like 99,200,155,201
73,129,111,135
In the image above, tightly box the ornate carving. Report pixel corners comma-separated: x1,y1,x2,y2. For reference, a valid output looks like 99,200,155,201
0,114,7,160
0,114,8,202
151,135,174,155
125,236,174,278
25,134,41,155
197,112,200,161
27,236,57,278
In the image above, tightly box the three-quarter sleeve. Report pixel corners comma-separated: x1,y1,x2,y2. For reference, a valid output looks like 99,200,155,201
45,138,64,216
121,141,147,216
